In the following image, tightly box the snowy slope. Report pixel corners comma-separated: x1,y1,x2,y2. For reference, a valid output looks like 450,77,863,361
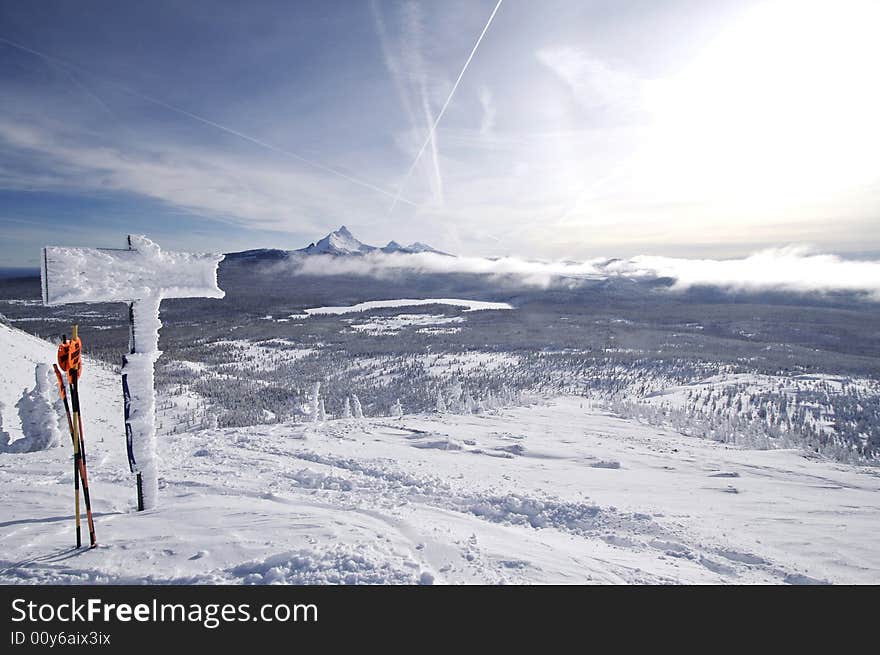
1,324,879,584
0,324,123,446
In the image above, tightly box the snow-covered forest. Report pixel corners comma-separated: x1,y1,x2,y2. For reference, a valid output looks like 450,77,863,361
3,258,879,464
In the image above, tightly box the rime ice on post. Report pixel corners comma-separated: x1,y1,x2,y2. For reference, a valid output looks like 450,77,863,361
41,235,225,510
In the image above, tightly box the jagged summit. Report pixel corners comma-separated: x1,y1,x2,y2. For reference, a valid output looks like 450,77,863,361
226,226,451,260
296,226,450,257
298,225,378,256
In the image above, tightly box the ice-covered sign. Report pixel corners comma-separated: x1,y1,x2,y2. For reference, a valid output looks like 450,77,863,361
41,235,225,510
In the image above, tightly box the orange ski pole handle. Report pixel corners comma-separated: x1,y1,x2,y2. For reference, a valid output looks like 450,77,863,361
66,325,83,382
57,334,83,377
52,364,75,438
57,339,70,372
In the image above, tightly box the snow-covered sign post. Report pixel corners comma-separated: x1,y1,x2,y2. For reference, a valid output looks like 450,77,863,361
41,235,225,511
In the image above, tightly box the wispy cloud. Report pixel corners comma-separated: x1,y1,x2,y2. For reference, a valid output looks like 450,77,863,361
385,0,504,213
536,46,644,113
0,35,411,206
371,1,444,205
0,118,385,235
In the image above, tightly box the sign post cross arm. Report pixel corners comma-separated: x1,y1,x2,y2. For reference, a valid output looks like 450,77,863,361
42,235,225,510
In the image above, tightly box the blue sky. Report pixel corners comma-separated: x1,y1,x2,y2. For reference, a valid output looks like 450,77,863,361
1,0,878,266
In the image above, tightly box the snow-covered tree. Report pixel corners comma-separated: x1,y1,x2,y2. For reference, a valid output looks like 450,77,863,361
448,379,463,412
203,412,219,430
0,400,8,449
318,398,327,422
342,396,352,419
464,392,476,414
310,382,321,423
391,398,403,418
2,364,61,453
435,390,446,413
352,394,364,419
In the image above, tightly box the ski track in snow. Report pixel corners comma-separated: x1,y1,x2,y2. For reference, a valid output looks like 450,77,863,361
1,323,879,584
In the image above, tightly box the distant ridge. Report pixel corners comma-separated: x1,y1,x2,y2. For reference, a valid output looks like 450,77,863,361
226,226,452,259
0,268,40,279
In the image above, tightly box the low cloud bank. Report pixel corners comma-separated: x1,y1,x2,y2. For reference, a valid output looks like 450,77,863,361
286,246,880,300
620,248,880,299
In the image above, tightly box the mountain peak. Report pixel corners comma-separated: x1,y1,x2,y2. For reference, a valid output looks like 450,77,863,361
287,226,452,257
298,225,375,256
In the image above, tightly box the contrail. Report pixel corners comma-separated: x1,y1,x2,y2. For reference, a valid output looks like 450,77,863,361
0,35,416,206
387,0,504,214
420,82,443,202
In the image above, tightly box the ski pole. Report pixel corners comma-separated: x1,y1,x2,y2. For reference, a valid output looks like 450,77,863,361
52,363,74,439
56,337,81,548
69,367,97,548
67,326,97,548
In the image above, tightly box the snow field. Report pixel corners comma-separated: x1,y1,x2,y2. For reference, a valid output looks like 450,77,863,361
2,324,879,585
303,298,513,315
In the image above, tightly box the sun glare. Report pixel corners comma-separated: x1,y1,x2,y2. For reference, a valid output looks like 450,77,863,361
639,0,880,215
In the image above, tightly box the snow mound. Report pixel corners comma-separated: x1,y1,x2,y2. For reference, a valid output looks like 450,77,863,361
287,467,354,491
229,546,419,584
